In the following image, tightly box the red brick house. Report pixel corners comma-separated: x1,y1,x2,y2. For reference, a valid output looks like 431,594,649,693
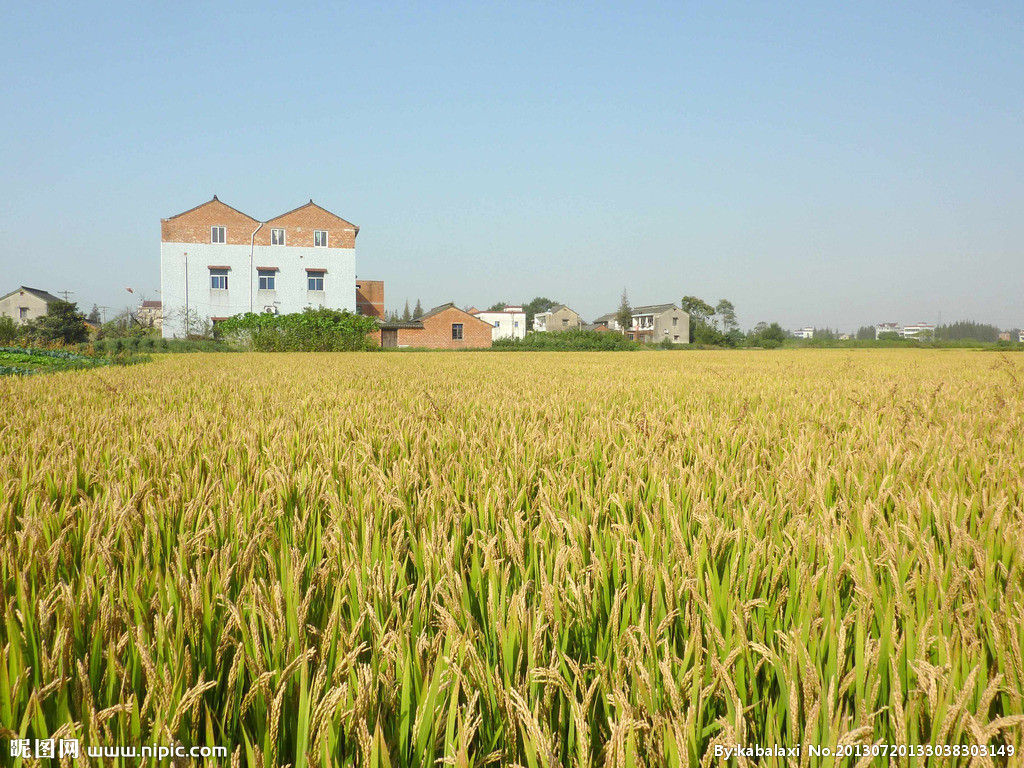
370,302,493,349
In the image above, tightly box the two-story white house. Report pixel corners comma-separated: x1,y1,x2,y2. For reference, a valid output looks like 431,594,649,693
470,305,526,341
160,196,358,338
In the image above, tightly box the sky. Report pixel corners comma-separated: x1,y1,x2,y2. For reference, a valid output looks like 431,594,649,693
1,1,1022,331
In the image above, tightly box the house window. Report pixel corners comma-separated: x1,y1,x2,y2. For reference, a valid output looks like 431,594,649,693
258,269,276,290
210,268,228,290
271,228,285,245
307,271,325,291
314,230,328,247
672,317,678,326
19,307,28,319
514,320,519,328
494,320,501,328
452,323,463,340
562,318,569,327
211,226,226,244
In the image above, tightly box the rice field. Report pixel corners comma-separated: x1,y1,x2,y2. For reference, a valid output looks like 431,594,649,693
1,350,1022,767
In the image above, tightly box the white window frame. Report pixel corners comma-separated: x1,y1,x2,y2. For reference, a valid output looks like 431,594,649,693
258,269,276,290
211,226,226,244
314,230,328,247
271,228,285,246
210,268,229,290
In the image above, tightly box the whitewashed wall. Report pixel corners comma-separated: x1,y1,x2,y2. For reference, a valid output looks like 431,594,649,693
475,310,526,341
160,242,356,338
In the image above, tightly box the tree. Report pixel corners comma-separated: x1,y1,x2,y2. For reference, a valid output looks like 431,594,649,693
813,327,836,341
0,316,19,344
413,299,423,318
856,326,875,340
616,289,633,331
680,296,717,343
935,321,999,342
524,297,558,330
87,304,101,324
715,299,738,332
28,300,88,344
680,296,714,325
487,302,508,312
402,300,411,322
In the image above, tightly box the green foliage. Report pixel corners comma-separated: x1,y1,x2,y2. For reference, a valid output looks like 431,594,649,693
936,320,1000,342
715,299,738,332
219,308,379,352
680,296,714,325
493,329,640,351
877,331,902,341
0,316,18,344
23,300,88,344
747,322,787,347
616,289,633,331
486,302,508,312
856,325,876,340
0,346,111,376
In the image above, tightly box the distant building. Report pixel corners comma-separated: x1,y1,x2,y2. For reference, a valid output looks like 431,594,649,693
594,304,689,344
875,322,901,339
998,332,1011,342
137,300,163,330
0,286,61,324
355,280,385,318
1019,330,1024,344
370,302,493,349
533,305,582,332
794,327,814,339
160,196,358,338
900,322,934,339
470,305,526,341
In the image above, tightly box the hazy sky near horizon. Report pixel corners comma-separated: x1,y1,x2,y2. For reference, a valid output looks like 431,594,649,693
2,1,1022,330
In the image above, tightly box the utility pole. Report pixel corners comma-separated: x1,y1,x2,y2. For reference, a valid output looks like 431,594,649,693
58,290,75,301
98,306,110,323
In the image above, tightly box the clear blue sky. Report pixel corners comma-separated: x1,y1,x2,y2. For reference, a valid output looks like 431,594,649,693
2,1,1022,330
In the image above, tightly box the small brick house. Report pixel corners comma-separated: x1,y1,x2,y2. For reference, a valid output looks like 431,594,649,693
370,302,493,349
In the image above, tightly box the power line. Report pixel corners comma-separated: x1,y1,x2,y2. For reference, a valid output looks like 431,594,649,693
58,290,75,301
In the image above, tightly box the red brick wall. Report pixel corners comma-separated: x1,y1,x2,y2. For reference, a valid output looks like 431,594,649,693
417,308,492,348
258,203,357,248
162,199,357,248
369,308,493,349
356,280,385,318
161,199,260,245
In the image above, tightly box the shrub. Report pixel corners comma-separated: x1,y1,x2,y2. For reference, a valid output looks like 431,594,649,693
218,308,379,352
493,329,641,351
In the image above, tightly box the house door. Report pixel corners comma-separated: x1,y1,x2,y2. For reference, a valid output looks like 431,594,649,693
381,329,398,348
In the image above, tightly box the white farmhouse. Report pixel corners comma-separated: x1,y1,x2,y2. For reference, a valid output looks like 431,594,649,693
470,305,526,341
160,196,358,338
794,326,814,339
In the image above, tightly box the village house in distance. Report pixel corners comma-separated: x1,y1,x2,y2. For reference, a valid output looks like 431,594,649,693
0,286,61,324
160,196,373,338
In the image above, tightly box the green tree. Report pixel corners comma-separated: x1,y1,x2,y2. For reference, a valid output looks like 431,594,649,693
87,304,101,324
0,316,19,344
856,326,875,340
487,302,508,312
525,297,557,330
616,289,633,331
680,296,714,325
413,299,423,318
715,299,738,332
402,300,411,322
28,300,88,344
